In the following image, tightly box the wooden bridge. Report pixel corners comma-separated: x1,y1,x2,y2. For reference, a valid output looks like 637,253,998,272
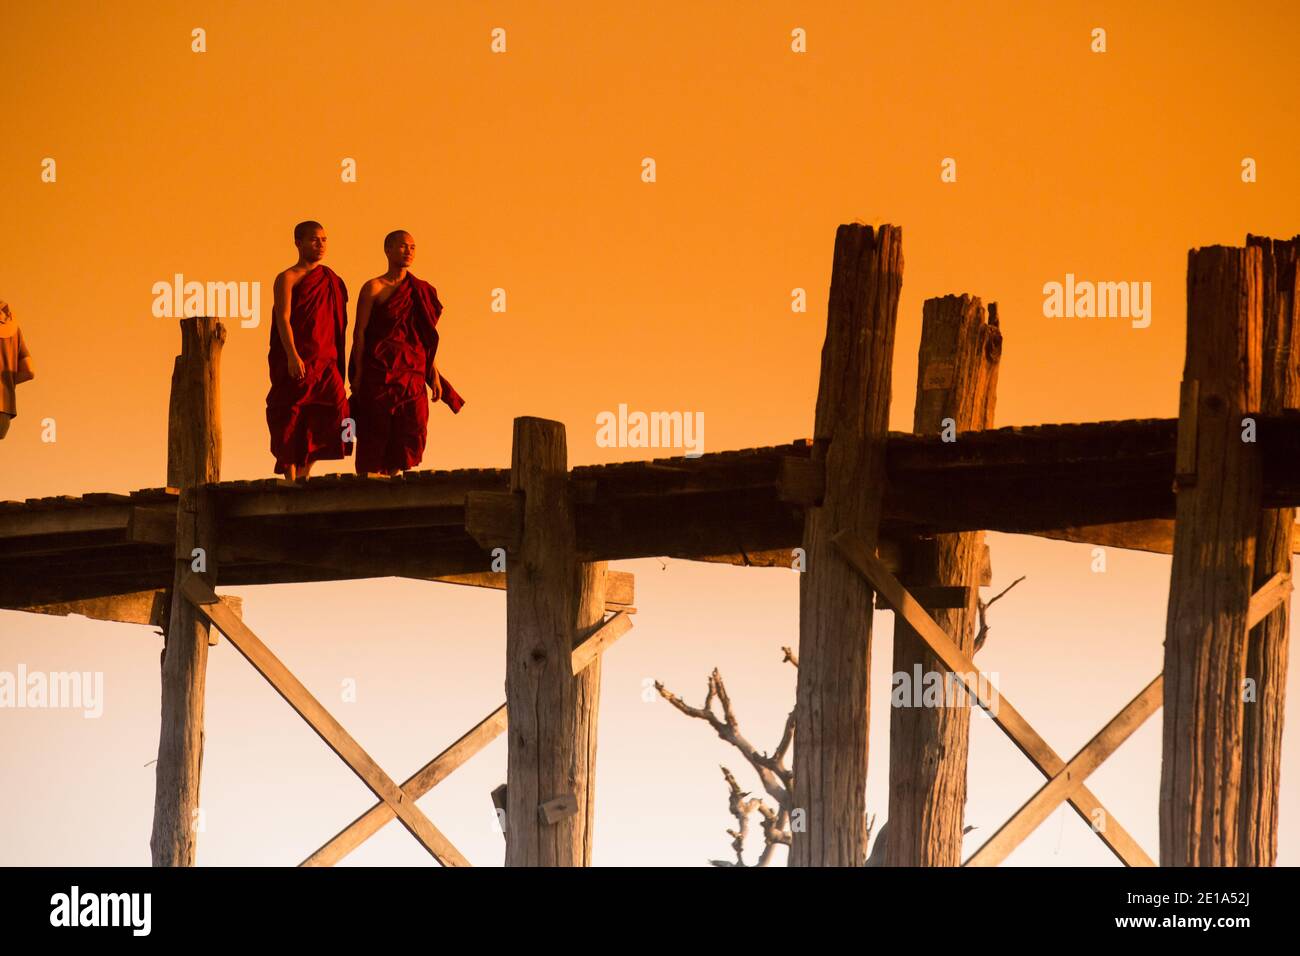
2,224,1295,867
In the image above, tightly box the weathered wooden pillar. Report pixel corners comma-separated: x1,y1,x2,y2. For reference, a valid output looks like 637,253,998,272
1238,235,1298,865
505,416,605,865
151,317,224,866
1160,246,1262,866
886,295,1001,866
791,223,903,866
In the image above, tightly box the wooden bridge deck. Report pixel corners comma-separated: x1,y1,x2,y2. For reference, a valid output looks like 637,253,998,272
3,414,1298,609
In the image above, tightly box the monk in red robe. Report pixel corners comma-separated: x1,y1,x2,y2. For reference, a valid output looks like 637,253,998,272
349,230,463,475
266,220,350,480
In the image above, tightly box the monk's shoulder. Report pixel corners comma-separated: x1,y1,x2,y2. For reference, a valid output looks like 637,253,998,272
276,264,308,288
360,276,388,299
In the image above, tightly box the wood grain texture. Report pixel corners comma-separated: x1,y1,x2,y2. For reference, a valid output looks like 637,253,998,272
1161,245,1263,866
1239,234,1299,865
505,418,605,866
151,317,224,867
791,223,902,866
887,294,1000,867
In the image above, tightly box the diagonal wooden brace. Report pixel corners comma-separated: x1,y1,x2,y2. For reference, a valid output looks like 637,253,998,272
1246,571,1292,630
298,608,634,867
181,576,471,867
965,674,1163,867
830,529,1155,867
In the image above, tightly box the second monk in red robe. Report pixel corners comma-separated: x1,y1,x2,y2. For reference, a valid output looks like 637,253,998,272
349,230,464,475
266,220,350,480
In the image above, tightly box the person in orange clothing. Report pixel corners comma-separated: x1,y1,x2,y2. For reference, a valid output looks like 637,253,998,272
0,299,36,440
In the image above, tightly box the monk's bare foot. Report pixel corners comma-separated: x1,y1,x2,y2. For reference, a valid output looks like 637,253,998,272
299,462,314,482
283,464,298,481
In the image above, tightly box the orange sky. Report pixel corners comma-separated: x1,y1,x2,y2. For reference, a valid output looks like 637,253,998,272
1,0,1297,866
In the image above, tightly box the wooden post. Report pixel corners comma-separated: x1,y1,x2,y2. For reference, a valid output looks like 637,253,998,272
1238,235,1298,865
505,417,605,866
151,317,224,866
1160,246,1262,866
791,223,903,866
886,294,1001,866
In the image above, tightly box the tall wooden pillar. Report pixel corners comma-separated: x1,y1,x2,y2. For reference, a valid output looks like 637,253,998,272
791,224,903,866
505,417,605,865
1238,235,1298,865
886,295,1001,866
1160,246,1262,866
151,317,225,866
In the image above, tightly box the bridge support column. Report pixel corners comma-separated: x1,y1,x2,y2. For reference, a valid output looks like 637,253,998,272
505,417,605,865
151,316,224,866
791,224,903,866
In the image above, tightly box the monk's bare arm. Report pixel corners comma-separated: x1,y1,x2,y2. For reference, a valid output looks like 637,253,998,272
352,281,377,392
273,269,305,380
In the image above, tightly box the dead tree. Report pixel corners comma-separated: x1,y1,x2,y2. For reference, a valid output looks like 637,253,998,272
659,579,1022,866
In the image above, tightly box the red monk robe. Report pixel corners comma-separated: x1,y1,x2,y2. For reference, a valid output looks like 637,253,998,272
265,264,350,475
349,273,464,474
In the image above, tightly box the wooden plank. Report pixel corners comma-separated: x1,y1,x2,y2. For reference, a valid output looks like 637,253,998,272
832,529,1155,867
429,570,635,609
1032,519,1300,557
128,505,179,547
570,611,632,676
220,471,507,518
21,590,165,626
1161,244,1263,867
1246,572,1292,631
182,576,470,867
464,490,522,551
874,585,970,610
965,675,1163,867
777,456,824,506
0,505,131,539
151,317,224,868
792,222,903,867
889,293,1001,867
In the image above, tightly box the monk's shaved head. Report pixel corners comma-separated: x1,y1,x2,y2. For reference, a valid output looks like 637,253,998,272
384,230,413,251
294,220,325,242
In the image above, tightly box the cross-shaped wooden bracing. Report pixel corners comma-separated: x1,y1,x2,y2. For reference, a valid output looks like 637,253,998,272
180,575,633,866
831,529,1157,867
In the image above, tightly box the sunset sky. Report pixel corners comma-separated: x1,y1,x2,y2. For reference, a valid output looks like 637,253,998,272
1,0,1297,866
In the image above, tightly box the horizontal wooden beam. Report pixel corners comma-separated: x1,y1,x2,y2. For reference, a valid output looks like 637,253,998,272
875,585,970,610
464,491,522,552
7,415,1300,597
0,505,131,539
20,590,167,627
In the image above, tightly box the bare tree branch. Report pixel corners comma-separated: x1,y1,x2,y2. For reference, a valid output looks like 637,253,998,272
975,574,1025,653
666,573,1024,866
